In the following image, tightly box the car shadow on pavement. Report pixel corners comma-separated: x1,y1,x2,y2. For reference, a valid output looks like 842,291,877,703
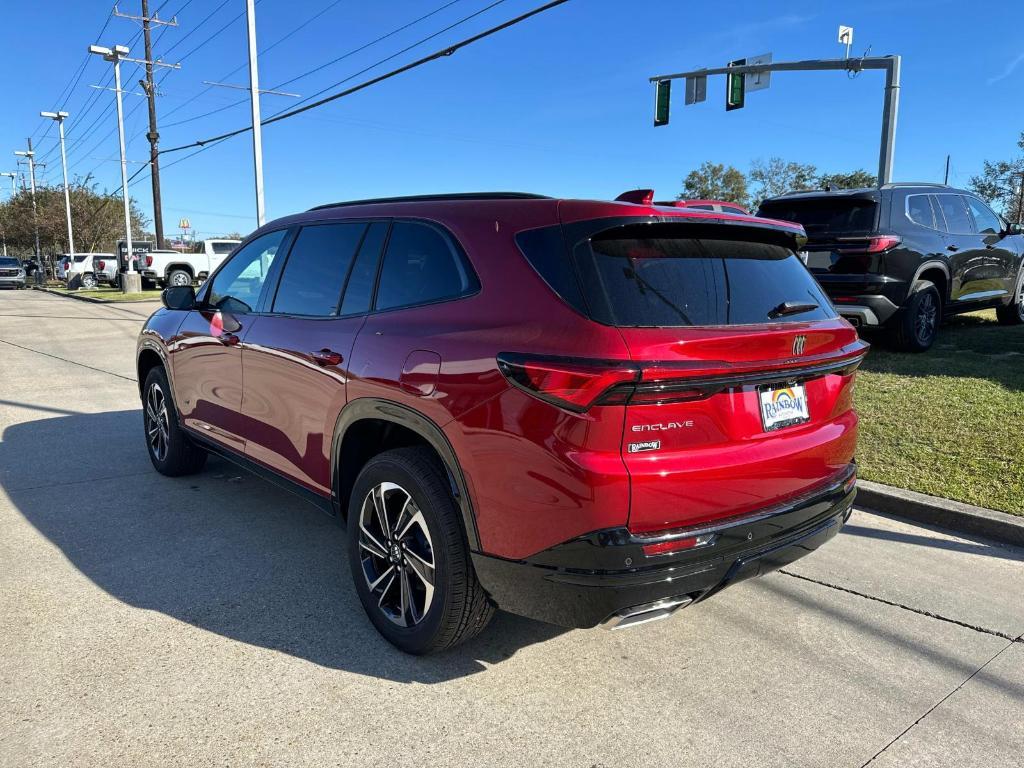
1,410,567,682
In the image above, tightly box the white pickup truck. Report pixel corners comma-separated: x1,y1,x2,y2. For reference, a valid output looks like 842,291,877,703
139,239,241,288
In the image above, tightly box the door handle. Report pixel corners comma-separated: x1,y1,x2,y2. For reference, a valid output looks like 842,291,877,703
946,245,959,252
218,332,240,346
311,348,343,366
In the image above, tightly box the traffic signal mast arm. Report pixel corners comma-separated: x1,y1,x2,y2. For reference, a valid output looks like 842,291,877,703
648,55,901,185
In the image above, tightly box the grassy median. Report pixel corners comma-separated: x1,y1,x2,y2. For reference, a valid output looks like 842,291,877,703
856,309,1024,516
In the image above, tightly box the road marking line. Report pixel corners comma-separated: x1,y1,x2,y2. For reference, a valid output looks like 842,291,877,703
0,338,137,382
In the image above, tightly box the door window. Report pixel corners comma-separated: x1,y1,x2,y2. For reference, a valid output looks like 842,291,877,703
935,195,974,234
339,221,387,316
272,222,367,316
206,230,287,314
965,197,1002,235
375,222,477,311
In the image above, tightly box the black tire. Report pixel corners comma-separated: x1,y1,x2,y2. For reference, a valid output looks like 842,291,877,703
347,447,494,654
996,269,1024,326
142,366,207,477
889,280,941,352
81,272,97,290
167,269,192,288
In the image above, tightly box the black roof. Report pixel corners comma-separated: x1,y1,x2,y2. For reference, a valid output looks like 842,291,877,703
308,192,551,211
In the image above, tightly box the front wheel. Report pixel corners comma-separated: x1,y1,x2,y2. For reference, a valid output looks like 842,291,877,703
889,280,941,352
996,269,1024,326
347,447,494,654
142,366,207,476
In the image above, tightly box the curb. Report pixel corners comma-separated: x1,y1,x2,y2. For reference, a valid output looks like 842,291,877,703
31,285,158,304
857,479,1024,548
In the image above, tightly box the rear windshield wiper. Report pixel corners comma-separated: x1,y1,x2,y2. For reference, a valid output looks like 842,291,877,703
767,300,819,319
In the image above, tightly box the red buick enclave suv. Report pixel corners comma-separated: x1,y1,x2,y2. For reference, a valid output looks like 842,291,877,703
137,191,866,654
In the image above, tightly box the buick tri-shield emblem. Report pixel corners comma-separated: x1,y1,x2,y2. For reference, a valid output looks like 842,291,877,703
792,335,807,355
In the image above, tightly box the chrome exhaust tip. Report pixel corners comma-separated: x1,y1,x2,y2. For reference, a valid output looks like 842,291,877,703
601,595,693,630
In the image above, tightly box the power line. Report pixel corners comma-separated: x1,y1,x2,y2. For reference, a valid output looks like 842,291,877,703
160,0,350,123
162,0,472,130
162,0,570,156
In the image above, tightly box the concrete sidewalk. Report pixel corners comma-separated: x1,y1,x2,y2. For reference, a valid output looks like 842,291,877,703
1,289,1021,767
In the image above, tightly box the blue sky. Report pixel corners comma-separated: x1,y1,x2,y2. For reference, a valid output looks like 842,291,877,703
2,0,1023,238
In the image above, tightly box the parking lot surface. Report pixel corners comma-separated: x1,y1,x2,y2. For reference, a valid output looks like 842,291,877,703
1,288,1022,768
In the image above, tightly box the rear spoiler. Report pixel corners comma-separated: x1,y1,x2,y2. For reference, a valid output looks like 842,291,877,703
562,215,808,252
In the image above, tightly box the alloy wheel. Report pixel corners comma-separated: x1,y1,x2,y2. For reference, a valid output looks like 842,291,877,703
171,272,190,287
145,382,170,462
358,481,436,627
82,274,96,289
915,292,937,343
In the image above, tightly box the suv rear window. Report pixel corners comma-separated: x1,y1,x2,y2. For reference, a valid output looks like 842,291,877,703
757,197,878,235
520,222,835,327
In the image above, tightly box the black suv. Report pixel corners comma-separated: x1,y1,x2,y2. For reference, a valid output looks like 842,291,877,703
758,184,1024,351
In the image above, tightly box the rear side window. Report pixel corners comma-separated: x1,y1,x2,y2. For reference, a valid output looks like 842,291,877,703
906,194,936,228
211,242,237,255
935,194,973,234
570,225,834,327
375,221,476,311
966,197,1001,235
721,205,747,215
272,222,366,316
757,198,878,235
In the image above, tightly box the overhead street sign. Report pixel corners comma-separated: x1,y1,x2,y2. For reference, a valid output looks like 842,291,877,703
745,53,772,92
685,75,707,105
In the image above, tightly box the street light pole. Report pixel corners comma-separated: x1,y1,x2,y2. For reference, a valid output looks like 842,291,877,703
40,111,75,258
0,171,14,258
14,143,42,282
89,44,138,292
245,0,266,227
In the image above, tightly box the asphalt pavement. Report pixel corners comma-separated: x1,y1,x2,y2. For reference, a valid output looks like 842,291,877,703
1,288,1022,768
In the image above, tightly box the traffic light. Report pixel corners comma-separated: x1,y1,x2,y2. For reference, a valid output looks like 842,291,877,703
726,58,745,111
654,79,671,126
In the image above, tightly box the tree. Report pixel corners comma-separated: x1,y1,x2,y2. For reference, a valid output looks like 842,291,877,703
970,131,1024,223
678,161,749,207
815,169,877,190
749,157,817,207
0,177,148,258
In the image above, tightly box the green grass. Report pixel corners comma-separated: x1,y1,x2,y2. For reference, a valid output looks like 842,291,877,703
47,286,162,302
856,309,1024,515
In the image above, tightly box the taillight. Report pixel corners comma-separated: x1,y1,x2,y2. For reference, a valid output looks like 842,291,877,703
497,353,639,412
146,255,153,267
837,235,901,253
97,260,105,270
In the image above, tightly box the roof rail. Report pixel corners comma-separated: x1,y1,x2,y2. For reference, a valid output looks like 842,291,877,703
308,192,551,211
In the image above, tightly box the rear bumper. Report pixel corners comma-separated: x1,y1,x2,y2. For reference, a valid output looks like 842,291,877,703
472,467,856,629
813,273,905,326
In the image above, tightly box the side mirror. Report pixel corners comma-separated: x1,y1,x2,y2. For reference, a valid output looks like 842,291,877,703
1005,221,1024,236
162,285,196,311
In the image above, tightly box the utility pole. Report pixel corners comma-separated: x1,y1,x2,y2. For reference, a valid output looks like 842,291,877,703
245,0,266,226
648,55,903,185
14,141,42,281
114,2,178,249
40,111,75,258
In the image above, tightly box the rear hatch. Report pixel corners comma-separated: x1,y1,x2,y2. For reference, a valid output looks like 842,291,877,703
558,217,866,533
757,193,892,285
